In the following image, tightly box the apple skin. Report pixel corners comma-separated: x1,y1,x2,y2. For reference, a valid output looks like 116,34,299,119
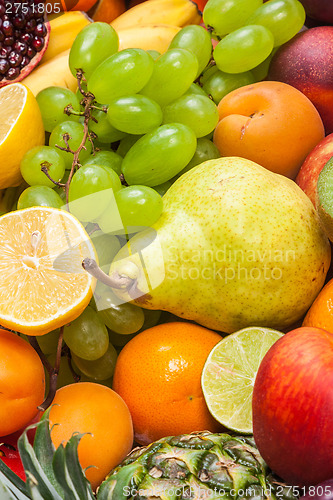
252,326,333,486
267,26,333,135
296,133,333,207
299,0,333,24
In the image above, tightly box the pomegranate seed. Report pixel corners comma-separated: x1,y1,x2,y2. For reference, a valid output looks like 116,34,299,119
26,46,36,58
6,67,19,80
32,36,43,52
25,19,36,33
8,51,22,67
2,20,13,36
0,58,9,74
13,41,27,55
0,46,10,57
3,37,14,47
20,33,33,44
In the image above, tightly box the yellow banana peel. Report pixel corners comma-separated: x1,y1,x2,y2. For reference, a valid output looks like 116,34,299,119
42,11,91,63
22,49,77,96
118,24,181,52
111,0,201,31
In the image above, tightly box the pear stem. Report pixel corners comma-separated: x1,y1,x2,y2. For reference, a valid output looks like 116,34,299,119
82,258,143,300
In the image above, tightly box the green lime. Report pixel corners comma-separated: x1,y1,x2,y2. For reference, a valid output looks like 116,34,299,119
201,326,284,434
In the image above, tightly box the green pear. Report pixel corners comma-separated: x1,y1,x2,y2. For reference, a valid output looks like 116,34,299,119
108,157,331,333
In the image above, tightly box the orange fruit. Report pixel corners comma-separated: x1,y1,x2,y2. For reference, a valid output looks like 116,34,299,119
49,382,133,491
112,321,223,445
0,206,97,335
303,277,333,333
0,329,45,436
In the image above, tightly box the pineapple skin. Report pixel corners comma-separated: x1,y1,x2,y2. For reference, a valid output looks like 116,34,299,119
97,431,300,500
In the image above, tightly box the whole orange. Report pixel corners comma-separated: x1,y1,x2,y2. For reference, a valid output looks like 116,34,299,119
302,277,333,333
0,329,45,437
112,322,223,445
49,382,133,491
213,81,325,179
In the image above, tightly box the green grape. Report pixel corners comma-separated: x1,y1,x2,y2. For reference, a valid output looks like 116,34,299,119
168,25,212,77
246,0,306,47
203,69,255,104
147,49,161,60
94,283,145,334
82,150,123,175
87,49,154,104
116,135,142,157
203,0,263,38
251,47,279,81
115,185,163,231
17,186,64,209
69,22,119,80
89,229,121,271
71,343,117,381
184,83,208,97
37,328,62,355
163,94,219,138
49,121,92,169
20,145,66,188
176,137,221,178
89,107,126,144
140,48,199,107
213,25,274,73
36,86,81,133
107,329,137,347
107,95,163,135
140,309,162,330
63,305,109,360
153,180,173,196
122,123,197,186
68,164,122,222
200,64,219,85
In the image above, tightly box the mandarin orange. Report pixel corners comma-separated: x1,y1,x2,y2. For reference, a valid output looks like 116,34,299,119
112,321,223,445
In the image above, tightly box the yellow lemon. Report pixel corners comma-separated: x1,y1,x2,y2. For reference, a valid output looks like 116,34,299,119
0,206,97,335
0,83,44,188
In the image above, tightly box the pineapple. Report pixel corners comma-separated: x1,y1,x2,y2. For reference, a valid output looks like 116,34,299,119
0,414,299,500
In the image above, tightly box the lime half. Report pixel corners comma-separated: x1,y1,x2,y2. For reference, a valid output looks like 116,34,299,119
201,326,284,434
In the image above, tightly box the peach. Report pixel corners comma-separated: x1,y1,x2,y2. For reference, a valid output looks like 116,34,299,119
213,80,325,179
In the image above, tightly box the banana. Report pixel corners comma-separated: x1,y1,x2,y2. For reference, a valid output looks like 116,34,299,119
22,49,77,96
111,0,201,31
42,11,91,63
118,24,181,52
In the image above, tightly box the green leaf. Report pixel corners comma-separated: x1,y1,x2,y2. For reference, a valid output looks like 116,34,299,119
17,431,63,500
32,409,63,497
62,433,95,500
0,469,29,499
0,457,28,496
52,443,83,500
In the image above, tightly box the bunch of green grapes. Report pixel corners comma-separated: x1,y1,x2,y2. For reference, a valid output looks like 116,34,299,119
201,0,305,97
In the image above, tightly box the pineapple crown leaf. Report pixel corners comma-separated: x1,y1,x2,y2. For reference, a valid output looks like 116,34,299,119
0,458,29,498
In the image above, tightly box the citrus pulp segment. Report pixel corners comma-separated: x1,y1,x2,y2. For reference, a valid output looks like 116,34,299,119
0,207,97,335
201,326,284,434
0,83,44,188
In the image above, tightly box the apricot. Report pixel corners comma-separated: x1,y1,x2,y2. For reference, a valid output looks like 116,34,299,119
213,81,325,179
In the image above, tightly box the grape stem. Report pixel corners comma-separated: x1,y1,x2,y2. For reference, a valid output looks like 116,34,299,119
40,164,65,188
37,327,64,412
82,257,143,300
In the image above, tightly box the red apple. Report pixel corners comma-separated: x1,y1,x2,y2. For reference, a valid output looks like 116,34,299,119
299,0,333,24
267,26,333,135
252,326,333,486
296,133,333,207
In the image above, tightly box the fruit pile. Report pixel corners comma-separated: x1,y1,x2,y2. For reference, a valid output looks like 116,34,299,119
0,0,333,498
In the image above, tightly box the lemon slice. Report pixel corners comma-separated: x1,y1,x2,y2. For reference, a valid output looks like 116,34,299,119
0,83,44,188
201,326,284,434
0,207,97,335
